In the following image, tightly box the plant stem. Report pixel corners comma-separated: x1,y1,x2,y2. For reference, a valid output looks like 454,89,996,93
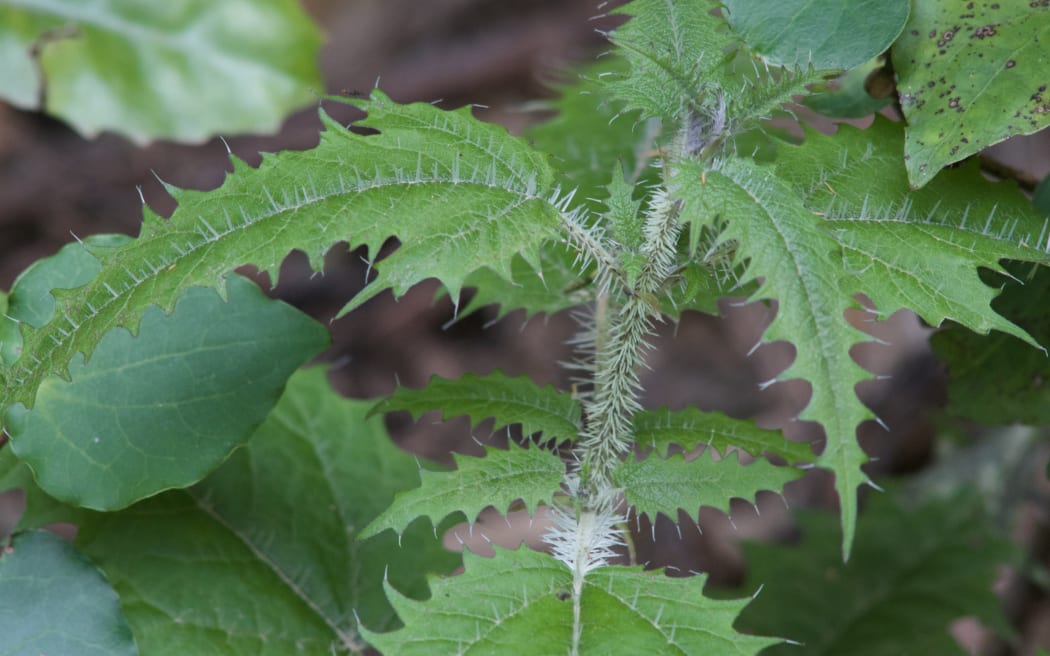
577,188,682,496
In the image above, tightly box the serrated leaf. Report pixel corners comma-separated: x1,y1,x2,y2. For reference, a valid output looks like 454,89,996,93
932,264,1050,425
526,55,653,210
0,0,321,143
0,530,137,656
371,372,581,443
3,367,458,652
677,158,871,558
633,407,814,463
363,545,779,655
361,444,565,539
614,449,801,523
458,246,591,321
5,274,327,510
773,118,1050,343
1,91,564,419
892,2,1050,187
0,235,133,369
680,118,1050,557
722,0,909,70
735,492,1018,655
607,0,739,121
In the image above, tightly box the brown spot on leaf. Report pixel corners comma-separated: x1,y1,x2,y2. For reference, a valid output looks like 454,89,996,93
973,25,997,38
1006,59,1016,68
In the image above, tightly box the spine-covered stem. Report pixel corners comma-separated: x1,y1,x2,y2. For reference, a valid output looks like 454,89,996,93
577,187,682,496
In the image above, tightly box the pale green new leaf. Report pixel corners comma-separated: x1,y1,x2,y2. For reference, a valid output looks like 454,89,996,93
736,492,1017,655
5,272,327,510
363,546,779,655
0,530,136,656
3,367,459,652
1,91,564,418
892,2,1050,186
632,407,814,463
0,0,321,143
371,372,581,443
614,450,801,523
606,0,739,122
677,158,871,558
526,55,652,210
361,444,565,539
722,0,909,70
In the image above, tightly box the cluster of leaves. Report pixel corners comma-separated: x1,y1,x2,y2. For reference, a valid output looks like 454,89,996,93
3,0,1050,654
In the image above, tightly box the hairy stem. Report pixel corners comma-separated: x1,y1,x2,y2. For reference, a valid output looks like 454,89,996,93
577,187,682,494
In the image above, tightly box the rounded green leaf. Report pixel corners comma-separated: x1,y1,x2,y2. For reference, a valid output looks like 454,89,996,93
0,0,322,143
6,274,328,510
4,369,458,651
0,530,136,656
723,0,910,70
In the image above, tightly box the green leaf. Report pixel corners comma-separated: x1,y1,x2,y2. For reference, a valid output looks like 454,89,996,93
607,0,739,121
5,367,458,652
363,546,779,655
683,118,1050,556
361,444,565,539
2,91,564,419
0,0,322,143
5,274,327,510
614,450,801,523
371,372,581,443
892,2,1050,186
458,246,591,321
0,530,137,656
735,492,1018,655
803,57,895,119
0,235,131,368
1034,173,1050,216
526,55,652,210
932,264,1050,425
678,158,872,558
632,407,814,463
774,118,1050,344
722,0,909,70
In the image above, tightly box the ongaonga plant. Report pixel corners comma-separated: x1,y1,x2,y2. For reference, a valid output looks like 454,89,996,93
2,1,1050,654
